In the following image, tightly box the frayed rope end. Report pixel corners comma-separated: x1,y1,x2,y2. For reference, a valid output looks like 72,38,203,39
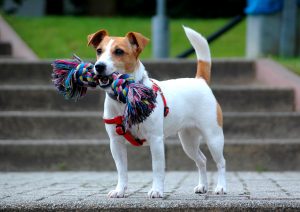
51,57,95,101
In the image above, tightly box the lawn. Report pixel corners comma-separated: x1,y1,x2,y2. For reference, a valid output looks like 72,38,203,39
3,15,246,59
272,57,300,75
3,14,299,74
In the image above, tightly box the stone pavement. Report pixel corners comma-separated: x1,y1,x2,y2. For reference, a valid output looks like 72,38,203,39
0,172,299,211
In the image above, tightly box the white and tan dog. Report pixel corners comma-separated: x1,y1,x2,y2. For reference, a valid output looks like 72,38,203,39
87,26,226,198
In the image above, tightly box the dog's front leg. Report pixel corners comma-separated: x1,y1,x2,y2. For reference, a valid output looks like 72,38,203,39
108,137,128,198
148,136,165,198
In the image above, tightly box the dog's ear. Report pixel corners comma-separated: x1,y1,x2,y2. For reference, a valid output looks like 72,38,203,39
126,32,150,57
87,29,109,48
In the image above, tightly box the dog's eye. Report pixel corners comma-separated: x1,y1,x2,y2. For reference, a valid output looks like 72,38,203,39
96,48,102,55
114,48,124,56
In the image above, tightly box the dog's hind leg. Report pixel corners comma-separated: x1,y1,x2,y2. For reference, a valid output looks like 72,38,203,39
202,126,226,194
178,128,208,193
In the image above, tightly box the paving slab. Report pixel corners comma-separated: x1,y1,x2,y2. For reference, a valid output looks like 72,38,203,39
0,172,299,211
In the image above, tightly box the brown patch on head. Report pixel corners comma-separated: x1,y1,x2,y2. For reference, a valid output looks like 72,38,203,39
108,33,150,73
216,102,223,127
93,36,113,61
196,60,211,84
126,32,149,58
87,29,150,74
87,29,109,48
108,36,140,73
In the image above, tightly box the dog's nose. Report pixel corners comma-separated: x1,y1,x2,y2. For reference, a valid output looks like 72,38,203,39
94,63,106,74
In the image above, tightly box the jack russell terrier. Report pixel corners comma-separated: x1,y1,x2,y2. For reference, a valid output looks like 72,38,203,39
87,26,226,198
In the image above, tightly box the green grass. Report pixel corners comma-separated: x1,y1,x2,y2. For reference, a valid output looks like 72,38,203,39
3,15,246,59
3,14,299,75
273,57,300,75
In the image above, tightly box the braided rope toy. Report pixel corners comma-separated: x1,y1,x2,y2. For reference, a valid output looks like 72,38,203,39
51,55,157,129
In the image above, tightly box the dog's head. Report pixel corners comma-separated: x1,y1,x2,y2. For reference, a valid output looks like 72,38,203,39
87,29,149,88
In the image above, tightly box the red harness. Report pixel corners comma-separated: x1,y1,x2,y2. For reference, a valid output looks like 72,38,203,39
103,81,169,146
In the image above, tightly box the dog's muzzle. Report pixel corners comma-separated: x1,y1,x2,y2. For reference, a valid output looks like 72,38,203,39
94,63,113,88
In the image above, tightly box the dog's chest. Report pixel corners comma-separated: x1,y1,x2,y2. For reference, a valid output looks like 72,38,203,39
128,124,148,140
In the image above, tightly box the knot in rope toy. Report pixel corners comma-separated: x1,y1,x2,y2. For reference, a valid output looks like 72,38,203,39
52,56,97,101
51,56,157,129
110,73,157,128
111,73,135,103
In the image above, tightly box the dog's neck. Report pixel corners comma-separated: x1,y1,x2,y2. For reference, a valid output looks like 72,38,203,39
105,60,152,102
133,60,151,85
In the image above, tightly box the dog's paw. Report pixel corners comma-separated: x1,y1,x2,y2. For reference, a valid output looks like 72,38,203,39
194,184,207,194
107,189,126,198
148,189,163,198
214,185,226,195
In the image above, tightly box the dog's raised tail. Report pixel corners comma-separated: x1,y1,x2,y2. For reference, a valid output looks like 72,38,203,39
183,26,211,84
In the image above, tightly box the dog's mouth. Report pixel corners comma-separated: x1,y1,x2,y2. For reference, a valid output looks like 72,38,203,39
97,75,113,88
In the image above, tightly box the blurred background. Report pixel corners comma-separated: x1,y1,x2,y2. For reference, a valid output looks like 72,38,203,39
0,0,247,59
0,0,299,172
0,0,299,70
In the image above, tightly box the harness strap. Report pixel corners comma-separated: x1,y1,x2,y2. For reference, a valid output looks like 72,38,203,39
151,80,169,117
103,116,146,146
103,82,169,147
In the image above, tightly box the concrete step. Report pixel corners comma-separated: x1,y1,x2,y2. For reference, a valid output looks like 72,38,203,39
0,59,255,85
1,111,300,139
0,85,105,112
147,59,256,85
212,86,294,112
0,85,294,112
0,42,12,56
0,111,106,140
0,139,299,171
